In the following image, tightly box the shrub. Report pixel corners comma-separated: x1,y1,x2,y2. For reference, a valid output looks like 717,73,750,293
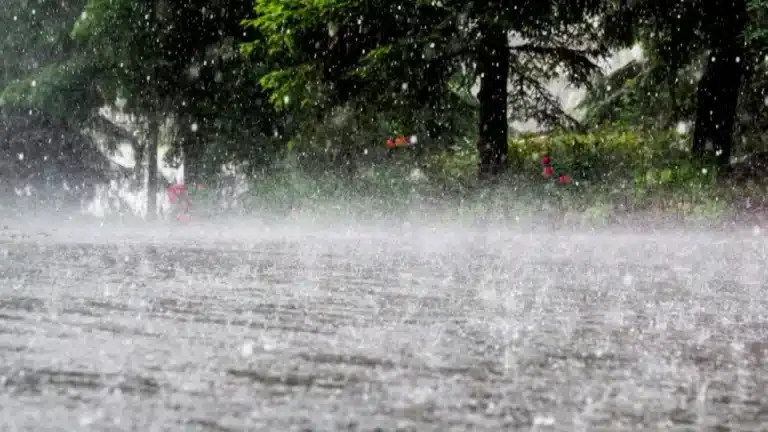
233,123,758,225
500,124,726,218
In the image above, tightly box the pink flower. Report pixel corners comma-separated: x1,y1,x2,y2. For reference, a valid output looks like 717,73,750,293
558,175,571,184
543,166,554,178
167,184,186,203
541,155,551,166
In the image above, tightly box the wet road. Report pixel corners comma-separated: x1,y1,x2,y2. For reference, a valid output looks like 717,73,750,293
1,223,767,431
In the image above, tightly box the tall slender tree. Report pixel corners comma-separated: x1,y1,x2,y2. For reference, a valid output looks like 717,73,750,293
589,0,753,167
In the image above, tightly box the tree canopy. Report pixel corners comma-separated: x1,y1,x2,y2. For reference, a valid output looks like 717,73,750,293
245,0,609,177
582,0,758,167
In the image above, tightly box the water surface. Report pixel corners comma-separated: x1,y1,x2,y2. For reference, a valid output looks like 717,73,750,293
1,223,766,431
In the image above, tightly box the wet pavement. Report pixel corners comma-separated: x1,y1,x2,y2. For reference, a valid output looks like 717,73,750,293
0,222,767,431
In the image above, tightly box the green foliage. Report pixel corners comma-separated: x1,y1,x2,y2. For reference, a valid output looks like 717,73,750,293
0,0,119,203
504,125,726,218
412,124,727,222
245,0,609,171
747,0,768,46
0,0,87,89
0,0,105,123
241,165,437,220
72,0,289,179
588,0,754,165
72,0,188,113
1,56,106,124
245,0,481,156
230,123,734,225
585,0,722,129
581,53,768,157
0,0,762,221
578,58,699,129
507,124,693,181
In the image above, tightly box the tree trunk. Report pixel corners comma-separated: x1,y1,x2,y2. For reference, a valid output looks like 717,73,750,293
691,0,747,168
146,118,160,221
182,130,205,186
477,23,510,179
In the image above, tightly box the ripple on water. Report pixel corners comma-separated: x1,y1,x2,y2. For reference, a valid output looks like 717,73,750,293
1,368,160,396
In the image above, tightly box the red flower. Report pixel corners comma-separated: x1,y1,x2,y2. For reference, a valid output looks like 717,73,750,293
167,184,186,203
558,175,571,184
543,166,554,178
541,155,551,165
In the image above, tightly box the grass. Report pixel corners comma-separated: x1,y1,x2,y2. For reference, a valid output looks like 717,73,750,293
183,124,768,229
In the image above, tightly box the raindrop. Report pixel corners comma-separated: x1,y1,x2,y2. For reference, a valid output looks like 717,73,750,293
17,153,24,161
283,95,290,105
240,341,255,357
532,415,555,426
190,123,198,132
79,414,96,427
401,82,408,91
30,80,36,87
752,226,761,236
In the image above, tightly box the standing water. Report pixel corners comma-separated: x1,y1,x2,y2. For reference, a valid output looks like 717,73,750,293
0,221,766,431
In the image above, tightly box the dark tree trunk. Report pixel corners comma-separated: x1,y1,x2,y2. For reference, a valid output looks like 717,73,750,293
691,0,747,167
477,23,510,179
146,118,160,221
182,131,205,186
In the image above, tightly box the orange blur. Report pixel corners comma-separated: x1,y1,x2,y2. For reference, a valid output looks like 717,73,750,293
386,135,410,149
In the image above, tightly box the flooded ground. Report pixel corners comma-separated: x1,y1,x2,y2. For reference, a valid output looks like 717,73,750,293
0,220,767,431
